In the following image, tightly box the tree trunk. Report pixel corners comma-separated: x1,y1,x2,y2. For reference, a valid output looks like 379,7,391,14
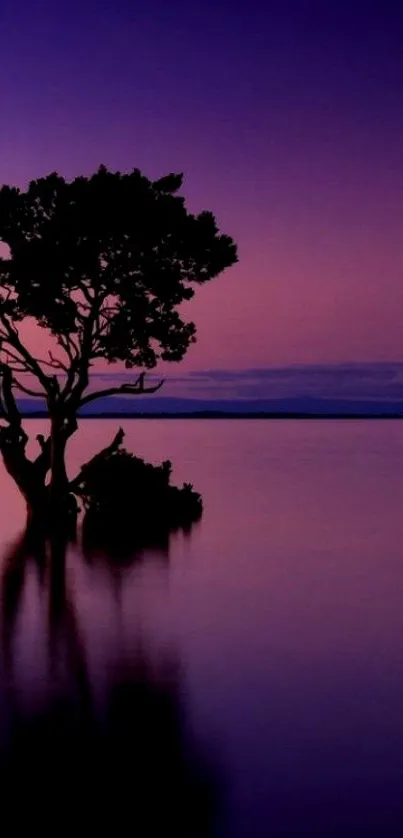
0,433,41,503
0,429,49,530
49,418,68,503
0,419,77,539
48,416,77,536
0,357,79,539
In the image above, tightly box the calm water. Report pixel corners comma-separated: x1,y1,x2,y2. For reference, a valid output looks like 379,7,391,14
0,419,402,835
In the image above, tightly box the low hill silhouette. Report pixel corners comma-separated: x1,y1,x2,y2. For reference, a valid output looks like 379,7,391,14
16,396,403,417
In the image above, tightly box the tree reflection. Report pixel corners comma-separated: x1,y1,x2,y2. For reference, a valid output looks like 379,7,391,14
0,528,219,836
82,508,202,566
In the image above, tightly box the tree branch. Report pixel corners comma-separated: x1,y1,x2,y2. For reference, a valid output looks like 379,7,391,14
80,283,96,304
78,373,164,408
0,347,30,370
0,364,28,445
33,434,52,480
58,333,79,364
5,362,29,373
66,287,111,405
11,377,45,398
58,334,81,399
0,314,52,392
34,351,70,372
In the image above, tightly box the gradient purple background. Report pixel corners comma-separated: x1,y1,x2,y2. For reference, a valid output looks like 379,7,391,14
1,0,402,381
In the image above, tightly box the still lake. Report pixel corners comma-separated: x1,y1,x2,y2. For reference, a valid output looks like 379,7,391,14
0,419,402,835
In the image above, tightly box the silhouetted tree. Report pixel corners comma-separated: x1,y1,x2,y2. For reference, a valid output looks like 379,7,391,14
0,167,237,532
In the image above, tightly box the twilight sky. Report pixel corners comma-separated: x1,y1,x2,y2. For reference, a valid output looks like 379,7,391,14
1,0,402,391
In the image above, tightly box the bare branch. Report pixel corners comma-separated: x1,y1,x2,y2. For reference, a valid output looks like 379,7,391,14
67,287,110,404
78,373,164,408
0,313,52,392
48,350,69,372
19,350,69,373
0,347,31,372
57,334,83,399
58,333,79,363
0,363,28,444
6,362,29,373
11,377,45,398
80,283,96,304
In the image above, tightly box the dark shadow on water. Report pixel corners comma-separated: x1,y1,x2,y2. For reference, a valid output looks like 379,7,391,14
81,498,203,567
82,516,202,568
0,527,220,836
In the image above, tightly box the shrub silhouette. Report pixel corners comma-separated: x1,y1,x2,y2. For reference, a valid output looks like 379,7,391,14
74,435,203,547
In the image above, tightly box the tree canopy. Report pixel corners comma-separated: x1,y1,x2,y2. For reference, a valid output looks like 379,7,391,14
0,166,237,407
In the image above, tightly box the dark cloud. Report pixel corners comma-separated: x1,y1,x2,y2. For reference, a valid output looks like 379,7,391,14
186,363,403,382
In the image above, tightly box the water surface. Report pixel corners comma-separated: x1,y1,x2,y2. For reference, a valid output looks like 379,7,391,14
0,419,402,836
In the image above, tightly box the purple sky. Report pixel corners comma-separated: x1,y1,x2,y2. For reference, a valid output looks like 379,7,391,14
1,1,402,394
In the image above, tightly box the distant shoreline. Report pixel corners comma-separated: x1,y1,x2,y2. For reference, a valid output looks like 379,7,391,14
20,412,403,420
